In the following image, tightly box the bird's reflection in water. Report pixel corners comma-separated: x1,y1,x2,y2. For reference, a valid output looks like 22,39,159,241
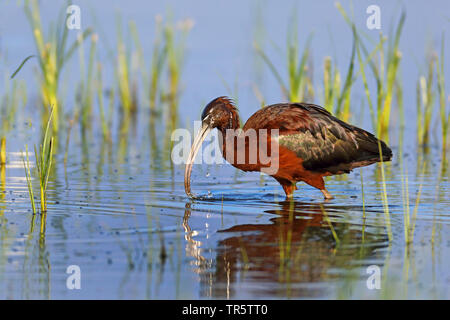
183,201,388,299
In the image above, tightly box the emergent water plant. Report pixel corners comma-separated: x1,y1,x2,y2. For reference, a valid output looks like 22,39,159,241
23,107,54,213
336,2,405,142
23,0,92,133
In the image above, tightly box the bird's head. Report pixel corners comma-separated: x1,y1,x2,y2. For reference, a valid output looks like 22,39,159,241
184,96,239,198
200,96,239,130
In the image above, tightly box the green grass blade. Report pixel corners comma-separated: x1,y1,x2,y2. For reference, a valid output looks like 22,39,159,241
255,44,289,98
10,55,36,79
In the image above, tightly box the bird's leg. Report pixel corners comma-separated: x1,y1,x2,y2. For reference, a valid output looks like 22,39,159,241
276,178,297,198
321,189,334,199
303,175,334,200
283,184,296,198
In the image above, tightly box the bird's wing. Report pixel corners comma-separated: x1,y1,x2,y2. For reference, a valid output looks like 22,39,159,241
243,103,392,173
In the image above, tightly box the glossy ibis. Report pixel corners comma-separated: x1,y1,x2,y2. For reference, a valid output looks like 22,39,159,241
184,96,392,199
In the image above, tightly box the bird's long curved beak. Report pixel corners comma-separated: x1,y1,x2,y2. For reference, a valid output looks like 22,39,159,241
184,122,211,198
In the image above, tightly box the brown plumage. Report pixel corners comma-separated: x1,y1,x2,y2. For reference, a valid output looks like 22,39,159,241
185,96,392,199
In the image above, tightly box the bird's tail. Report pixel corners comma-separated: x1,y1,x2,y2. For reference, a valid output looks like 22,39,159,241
356,133,392,164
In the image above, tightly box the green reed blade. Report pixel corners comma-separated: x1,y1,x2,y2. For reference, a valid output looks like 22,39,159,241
320,204,340,246
378,141,392,242
43,137,53,192
22,145,36,214
63,28,93,69
336,36,356,117
255,44,289,99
